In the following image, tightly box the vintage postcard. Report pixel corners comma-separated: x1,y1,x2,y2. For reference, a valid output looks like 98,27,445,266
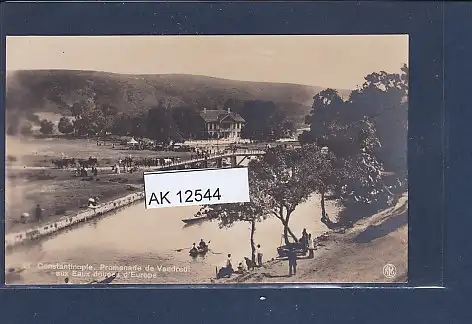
4,35,408,285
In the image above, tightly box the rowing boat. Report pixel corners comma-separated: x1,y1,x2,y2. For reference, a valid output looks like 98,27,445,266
189,246,209,257
182,215,208,224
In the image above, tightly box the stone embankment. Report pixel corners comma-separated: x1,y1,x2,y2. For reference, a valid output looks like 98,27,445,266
5,191,145,249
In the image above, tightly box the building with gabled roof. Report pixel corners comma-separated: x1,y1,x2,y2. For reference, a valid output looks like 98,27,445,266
199,108,245,140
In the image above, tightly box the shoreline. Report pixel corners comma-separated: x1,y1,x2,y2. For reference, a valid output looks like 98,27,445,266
215,194,408,284
5,191,145,249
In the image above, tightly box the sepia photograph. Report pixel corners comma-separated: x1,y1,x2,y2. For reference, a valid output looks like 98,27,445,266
4,35,408,285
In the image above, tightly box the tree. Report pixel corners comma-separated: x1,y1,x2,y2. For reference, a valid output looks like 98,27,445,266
301,84,396,228
39,119,53,134
347,65,408,171
238,100,292,141
39,119,54,134
205,170,269,262
171,105,204,139
250,146,314,245
110,113,133,135
300,143,343,220
99,103,118,135
94,94,119,135
58,117,74,135
301,89,369,158
146,101,180,144
69,100,103,136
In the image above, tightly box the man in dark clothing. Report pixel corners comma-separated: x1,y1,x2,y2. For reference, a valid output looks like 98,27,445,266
35,204,42,222
300,228,309,251
287,248,297,276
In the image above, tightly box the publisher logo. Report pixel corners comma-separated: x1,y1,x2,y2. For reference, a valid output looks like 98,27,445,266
383,264,397,279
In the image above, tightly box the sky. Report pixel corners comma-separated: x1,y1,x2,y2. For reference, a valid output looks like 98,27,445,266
6,35,408,90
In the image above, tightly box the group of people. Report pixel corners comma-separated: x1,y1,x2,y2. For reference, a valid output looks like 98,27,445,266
190,239,208,253
76,166,98,177
285,228,317,277
217,244,264,279
300,228,315,259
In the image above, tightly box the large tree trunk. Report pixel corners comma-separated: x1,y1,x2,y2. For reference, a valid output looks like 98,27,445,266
321,191,326,220
250,219,256,263
281,215,298,245
283,225,290,245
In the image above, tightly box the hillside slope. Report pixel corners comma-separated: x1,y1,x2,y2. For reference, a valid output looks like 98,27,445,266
6,69,351,128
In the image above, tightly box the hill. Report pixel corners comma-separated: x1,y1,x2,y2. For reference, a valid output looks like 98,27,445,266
5,69,351,131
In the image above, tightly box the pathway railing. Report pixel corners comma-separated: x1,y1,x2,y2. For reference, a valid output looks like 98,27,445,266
6,150,266,171
152,149,266,170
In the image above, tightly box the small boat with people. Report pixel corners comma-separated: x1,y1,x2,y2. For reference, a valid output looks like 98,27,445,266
189,245,209,257
189,240,210,257
181,209,210,224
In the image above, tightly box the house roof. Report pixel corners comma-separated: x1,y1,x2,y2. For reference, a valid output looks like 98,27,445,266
200,109,245,123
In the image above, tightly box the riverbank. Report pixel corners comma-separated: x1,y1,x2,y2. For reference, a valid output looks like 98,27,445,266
5,190,146,249
216,193,408,284
5,168,145,235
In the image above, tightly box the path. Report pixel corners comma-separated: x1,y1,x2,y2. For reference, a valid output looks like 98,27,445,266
220,194,408,284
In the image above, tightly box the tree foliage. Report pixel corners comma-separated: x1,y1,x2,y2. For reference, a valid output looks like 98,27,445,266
347,65,408,171
58,117,74,134
171,105,204,140
206,146,314,248
299,65,408,226
39,119,54,134
250,147,314,244
205,169,269,262
146,101,182,144
226,99,295,141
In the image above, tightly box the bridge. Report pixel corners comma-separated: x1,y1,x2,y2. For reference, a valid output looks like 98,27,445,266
6,150,266,172
153,149,266,170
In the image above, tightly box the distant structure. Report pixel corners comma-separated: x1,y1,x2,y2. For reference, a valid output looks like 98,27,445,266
200,108,246,140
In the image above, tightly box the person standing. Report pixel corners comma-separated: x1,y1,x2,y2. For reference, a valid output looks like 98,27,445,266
287,247,297,276
35,204,42,222
256,244,263,267
301,228,308,250
308,234,314,258
226,254,233,271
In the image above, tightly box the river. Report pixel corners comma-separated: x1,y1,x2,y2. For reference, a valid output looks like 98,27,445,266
5,164,340,285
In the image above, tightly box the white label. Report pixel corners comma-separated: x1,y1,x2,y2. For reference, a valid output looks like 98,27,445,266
143,168,250,209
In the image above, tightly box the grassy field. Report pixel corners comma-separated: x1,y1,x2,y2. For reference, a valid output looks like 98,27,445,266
5,168,145,234
3,135,277,234
6,136,192,167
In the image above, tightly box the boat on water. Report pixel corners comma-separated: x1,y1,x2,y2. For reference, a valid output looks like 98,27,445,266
189,245,209,257
182,215,208,224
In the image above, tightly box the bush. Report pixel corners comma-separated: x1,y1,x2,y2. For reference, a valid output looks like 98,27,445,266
58,117,74,134
39,119,54,134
